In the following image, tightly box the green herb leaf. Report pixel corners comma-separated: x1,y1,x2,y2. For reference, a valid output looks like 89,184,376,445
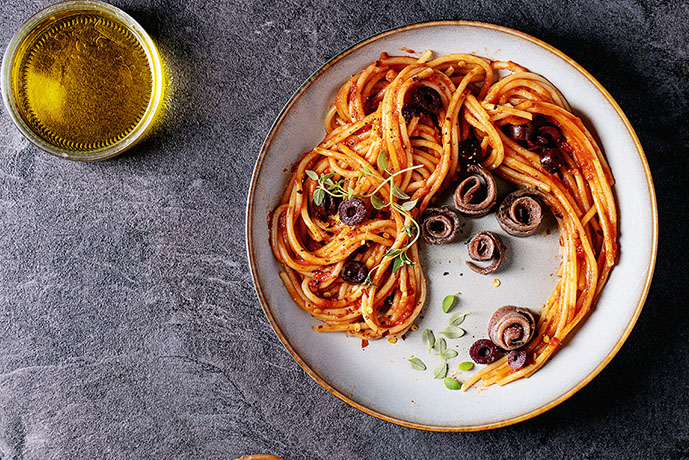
444,377,462,390
370,195,385,210
362,164,374,176
433,337,447,353
449,311,469,326
457,361,474,371
403,224,415,236
440,326,465,339
313,188,326,206
440,349,459,360
392,255,405,273
399,199,418,212
392,185,410,200
401,252,415,266
433,363,448,379
323,178,335,189
384,248,403,258
421,328,435,352
306,170,319,181
441,292,460,313
408,357,426,371
319,173,335,186
362,276,377,289
377,150,389,171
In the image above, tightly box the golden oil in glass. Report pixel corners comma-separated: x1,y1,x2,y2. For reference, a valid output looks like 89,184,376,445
2,1,164,160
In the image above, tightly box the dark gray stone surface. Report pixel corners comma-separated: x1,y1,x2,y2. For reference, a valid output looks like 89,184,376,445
0,0,687,459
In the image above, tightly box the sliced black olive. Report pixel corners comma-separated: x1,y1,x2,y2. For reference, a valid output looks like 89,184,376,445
412,86,442,112
536,124,565,146
401,103,439,129
420,206,461,245
341,260,369,284
539,147,564,174
402,104,419,124
457,138,486,165
506,122,535,144
338,198,367,226
508,349,528,370
313,194,340,218
469,339,499,364
532,115,548,128
496,189,544,237
466,231,505,275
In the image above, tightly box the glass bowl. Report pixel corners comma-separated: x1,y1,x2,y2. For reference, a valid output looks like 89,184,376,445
1,0,164,161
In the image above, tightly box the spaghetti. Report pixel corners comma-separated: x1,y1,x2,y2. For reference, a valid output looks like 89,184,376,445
269,50,617,389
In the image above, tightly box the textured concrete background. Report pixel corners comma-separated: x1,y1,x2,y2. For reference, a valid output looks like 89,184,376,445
0,0,687,459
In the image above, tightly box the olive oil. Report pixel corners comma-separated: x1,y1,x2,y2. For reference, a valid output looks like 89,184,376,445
3,2,163,159
14,11,153,151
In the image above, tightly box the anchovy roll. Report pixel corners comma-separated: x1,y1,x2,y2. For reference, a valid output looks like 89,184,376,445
466,231,505,275
488,305,536,351
496,189,543,237
420,206,461,245
453,164,497,217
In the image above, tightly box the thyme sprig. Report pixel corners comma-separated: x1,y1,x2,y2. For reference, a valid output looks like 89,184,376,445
305,150,423,288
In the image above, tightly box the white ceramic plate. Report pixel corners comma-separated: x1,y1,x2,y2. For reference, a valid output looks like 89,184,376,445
246,21,657,431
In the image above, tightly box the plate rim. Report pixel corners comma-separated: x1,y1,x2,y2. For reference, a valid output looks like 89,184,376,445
245,19,658,431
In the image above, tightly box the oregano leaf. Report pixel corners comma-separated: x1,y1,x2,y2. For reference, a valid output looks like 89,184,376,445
305,170,319,181
377,150,389,171
400,199,418,212
440,326,465,339
433,337,447,353
385,248,403,258
440,349,458,360
421,329,435,352
370,195,385,210
457,361,474,371
392,255,405,273
442,292,460,313
392,185,410,200
313,188,325,206
444,377,462,390
409,357,426,371
433,363,448,379
449,311,468,326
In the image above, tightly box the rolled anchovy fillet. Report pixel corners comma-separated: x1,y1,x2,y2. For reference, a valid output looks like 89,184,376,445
453,164,497,216
496,189,543,237
421,206,461,245
466,231,505,275
488,305,536,351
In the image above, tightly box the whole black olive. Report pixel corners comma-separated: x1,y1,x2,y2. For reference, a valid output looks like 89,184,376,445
412,86,442,111
338,198,367,226
469,339,499,364
341,260,369,284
